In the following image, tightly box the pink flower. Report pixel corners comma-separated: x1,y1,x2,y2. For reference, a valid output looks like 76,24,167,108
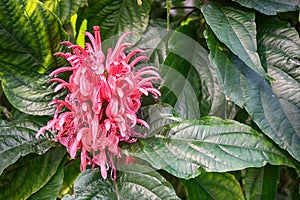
36,26,161,179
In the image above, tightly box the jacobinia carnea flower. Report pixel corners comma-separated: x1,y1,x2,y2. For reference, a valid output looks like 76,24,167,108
36,26,161,180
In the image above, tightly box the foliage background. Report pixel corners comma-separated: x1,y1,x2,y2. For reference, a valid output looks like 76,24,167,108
0,0,300,199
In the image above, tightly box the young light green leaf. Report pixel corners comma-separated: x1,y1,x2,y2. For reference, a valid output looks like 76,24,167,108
0,0,68,115
243,165,280,200
182,172,244,200
41,0,86,24
233,0,300,15
200,1,268,79
123,116,295,179
62,164,180,200
76,0,151,41
205,26,300,162
0,117,55,175
0,147,66,200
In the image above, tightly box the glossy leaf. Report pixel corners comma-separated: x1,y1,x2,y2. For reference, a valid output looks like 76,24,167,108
182,172,244,200
1,72,66,115
0,147,66,200
205,25,300,162
124,116,295,179
243,165,280,200
0,0,68,115
63,164,180,200
0,116,55,175
233,0,300,15
41,0,86,24
257,15,300,114
76,0,151,41
200,1,267,79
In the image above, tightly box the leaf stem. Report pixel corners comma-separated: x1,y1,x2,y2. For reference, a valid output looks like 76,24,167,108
114,179,120,200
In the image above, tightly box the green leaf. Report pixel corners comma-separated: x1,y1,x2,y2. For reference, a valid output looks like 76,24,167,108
161,24,229,119
200,1,268,79
63,164,180,200
123,116,295,179
28,156,65,200
0,147,66,200
58,159,81,198
205,26,300,162
133,20,170,70
1,71,66,115
257,15,300,111
0,0,68,115
233,0,300,15
76,0,151,41
182,172,244,200
41,0,86,24
243,165,280,200
136,103,181,137
0,116,55,175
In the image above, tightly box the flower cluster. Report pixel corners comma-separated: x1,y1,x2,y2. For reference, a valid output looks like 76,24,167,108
36,26,161,179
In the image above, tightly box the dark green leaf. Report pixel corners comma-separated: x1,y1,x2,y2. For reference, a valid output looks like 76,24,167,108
63,164,180,200
257,15,300,112
200,2,268,79
58,159,81,198
205,25,300,162
243,165,280,200
0,147,66,200
41,0,86,24
0,0,68,115
76,0,151,42
0,116,55,174
124,116,295,179
182,172,244,200
28,156,65,200
1,71,66,115
233,0,300,15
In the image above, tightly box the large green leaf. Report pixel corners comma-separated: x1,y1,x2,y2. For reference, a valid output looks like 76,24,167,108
200,1,268,79
205,25,300,162
123,116,295,179
0,116,55,175
76,0,151,42
233,0,300,15
62,164,180,200
0,0,68,115
182,172,244,200
41,0,86,24
0,147,66,200
161,24,230,119
257,15,300,113
243,165,280,200
28,156,65,200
